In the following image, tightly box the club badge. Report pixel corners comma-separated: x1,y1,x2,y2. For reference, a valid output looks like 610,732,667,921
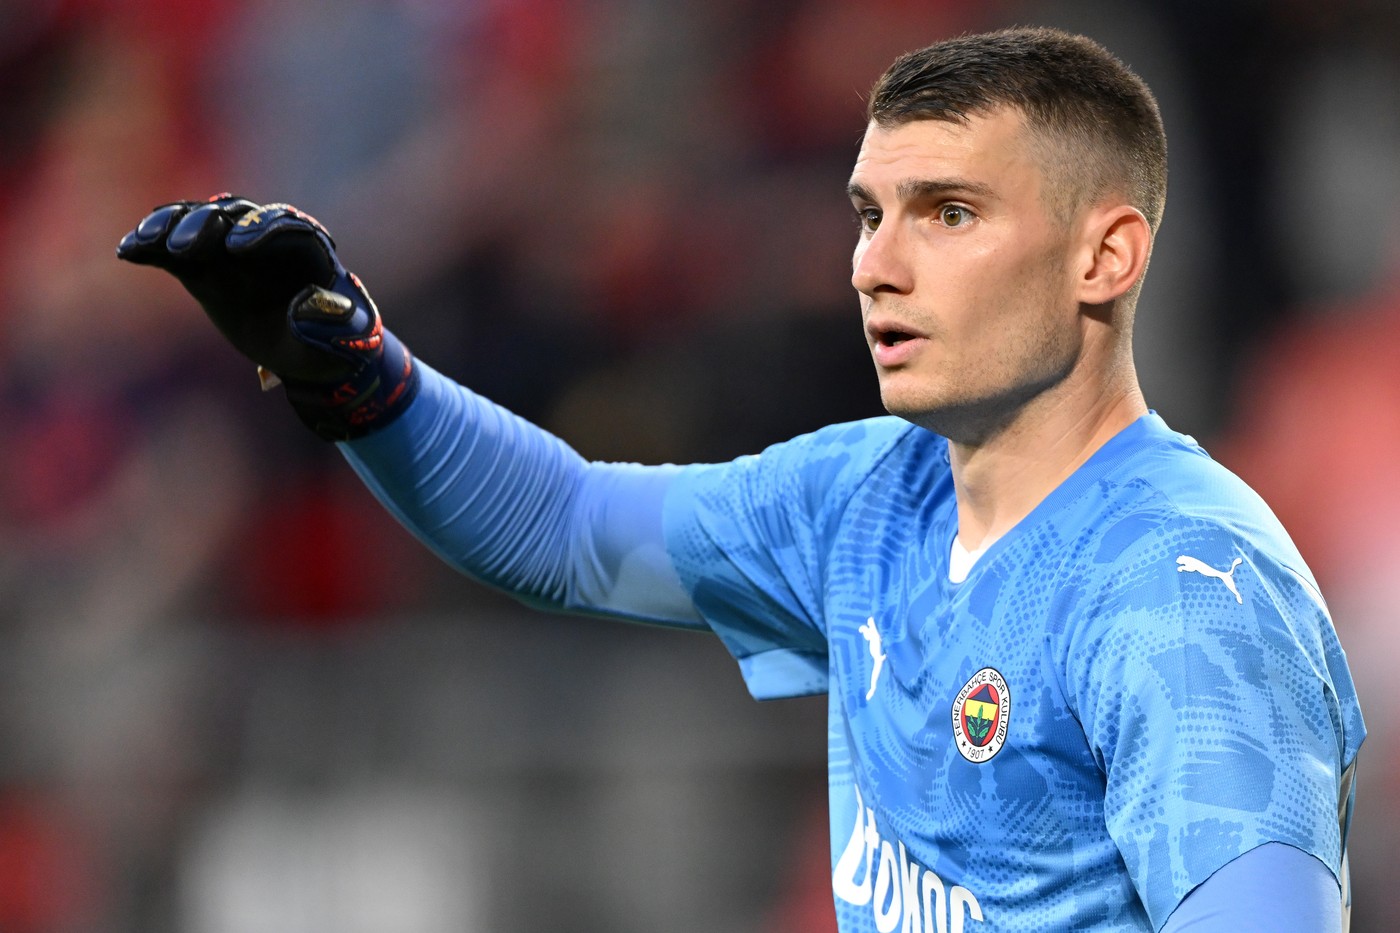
952,667,1010,763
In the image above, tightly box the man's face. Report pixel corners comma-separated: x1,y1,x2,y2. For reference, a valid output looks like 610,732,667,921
848,108,1084,441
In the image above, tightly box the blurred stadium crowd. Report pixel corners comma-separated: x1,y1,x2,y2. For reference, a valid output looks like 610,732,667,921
0,0,1398,930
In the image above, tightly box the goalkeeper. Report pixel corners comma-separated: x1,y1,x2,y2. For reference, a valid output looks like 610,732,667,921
119,27,1363,933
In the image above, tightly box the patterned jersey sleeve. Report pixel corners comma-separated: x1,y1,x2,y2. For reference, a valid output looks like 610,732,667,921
663,417,912,700
1062,512,1364,930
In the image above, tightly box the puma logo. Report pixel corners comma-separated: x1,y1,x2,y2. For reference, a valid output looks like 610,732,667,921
859,617,887,701
1176,555,1244,604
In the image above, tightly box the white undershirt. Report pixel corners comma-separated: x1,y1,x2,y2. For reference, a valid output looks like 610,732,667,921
948,536,991,584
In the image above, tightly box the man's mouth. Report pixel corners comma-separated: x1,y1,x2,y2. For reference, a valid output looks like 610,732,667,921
868,322,928,367
876,328,917,347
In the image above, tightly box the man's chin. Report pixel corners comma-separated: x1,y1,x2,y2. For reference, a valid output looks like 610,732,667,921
881,391,1022,446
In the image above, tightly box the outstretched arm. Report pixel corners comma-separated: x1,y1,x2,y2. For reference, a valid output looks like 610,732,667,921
118,195,702,626
341,360,703,625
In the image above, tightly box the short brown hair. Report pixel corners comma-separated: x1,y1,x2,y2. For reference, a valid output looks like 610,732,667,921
867,27,1167,233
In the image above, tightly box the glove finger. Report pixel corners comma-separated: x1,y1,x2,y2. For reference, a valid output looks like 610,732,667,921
226,203,334,253
206,194,261,219
167,202,235,256
115,202,192,264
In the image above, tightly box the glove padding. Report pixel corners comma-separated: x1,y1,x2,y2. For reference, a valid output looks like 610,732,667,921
117,194,419,440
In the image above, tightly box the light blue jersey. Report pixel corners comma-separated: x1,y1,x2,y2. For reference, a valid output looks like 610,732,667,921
343,368,1362,931
663,412,1364,932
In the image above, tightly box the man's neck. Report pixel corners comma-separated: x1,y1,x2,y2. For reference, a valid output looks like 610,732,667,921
947,373,1147,551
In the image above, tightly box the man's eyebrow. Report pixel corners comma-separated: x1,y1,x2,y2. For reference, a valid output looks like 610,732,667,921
846,181,876,204
899,178,994,201
845,178,995,204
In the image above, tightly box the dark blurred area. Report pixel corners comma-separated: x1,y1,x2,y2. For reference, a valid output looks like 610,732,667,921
0,0,1396,930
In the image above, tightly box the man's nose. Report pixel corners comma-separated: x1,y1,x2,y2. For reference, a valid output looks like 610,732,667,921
852,225,912,297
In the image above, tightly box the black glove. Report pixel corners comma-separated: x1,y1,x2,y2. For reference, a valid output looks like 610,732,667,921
116,194,419,440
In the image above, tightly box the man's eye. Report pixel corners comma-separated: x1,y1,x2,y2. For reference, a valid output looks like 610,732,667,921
857,208,882,233
939,205,971,227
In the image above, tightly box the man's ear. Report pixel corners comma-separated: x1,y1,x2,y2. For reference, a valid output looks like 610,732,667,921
1075,205,1152,306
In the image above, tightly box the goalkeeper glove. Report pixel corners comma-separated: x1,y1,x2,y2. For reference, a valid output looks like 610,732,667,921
116,194,419,441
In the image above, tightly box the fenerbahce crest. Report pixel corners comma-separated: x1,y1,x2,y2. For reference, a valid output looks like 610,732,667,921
952,667,1010,763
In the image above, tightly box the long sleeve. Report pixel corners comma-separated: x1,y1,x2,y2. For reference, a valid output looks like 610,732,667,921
338,362,705,628
1160,843,1343,932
